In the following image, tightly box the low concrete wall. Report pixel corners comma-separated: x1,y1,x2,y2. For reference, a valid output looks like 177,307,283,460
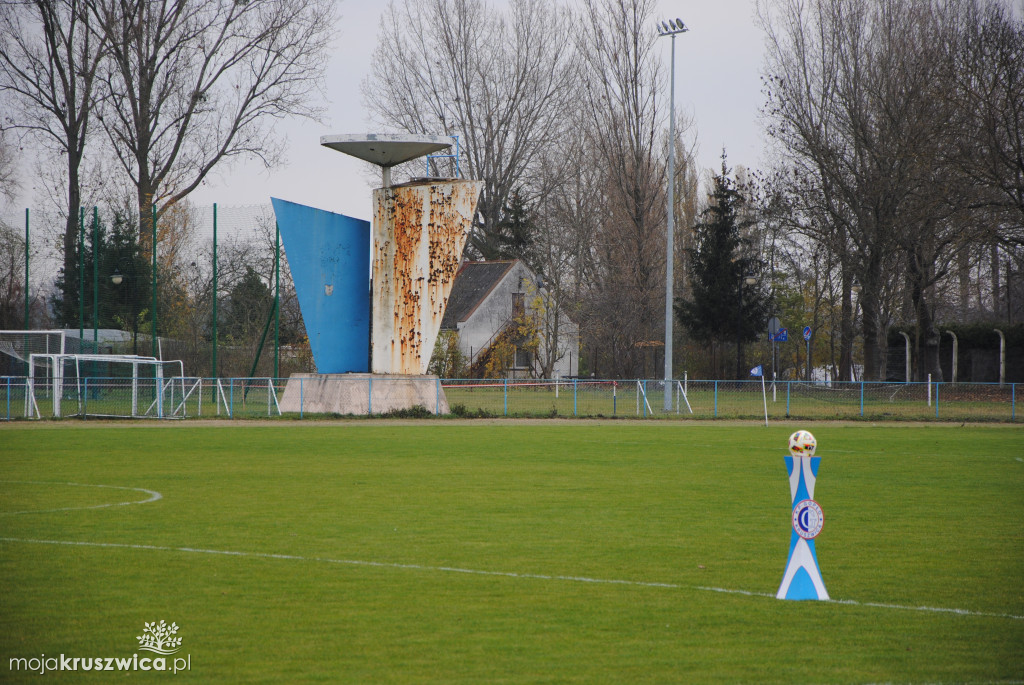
279,373,449,415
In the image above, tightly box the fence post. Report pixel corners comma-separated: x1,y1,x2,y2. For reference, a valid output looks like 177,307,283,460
643,380,648,418
24,209,28,332
503,377,508,416
927,374,932,407
573,378,578,416
229,379,234,419
5,376,9,421
935,381,939,419
613,381,617,416
83,378,88,420
713,380,718,418
860,381,864,418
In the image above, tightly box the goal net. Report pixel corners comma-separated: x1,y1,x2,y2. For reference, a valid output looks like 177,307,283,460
25,353,193,419
0,330,67,376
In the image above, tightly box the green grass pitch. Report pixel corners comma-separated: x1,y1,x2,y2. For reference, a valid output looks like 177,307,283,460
1,421,1022,683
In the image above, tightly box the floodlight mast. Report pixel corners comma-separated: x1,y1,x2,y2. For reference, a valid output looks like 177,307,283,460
657,18,688,411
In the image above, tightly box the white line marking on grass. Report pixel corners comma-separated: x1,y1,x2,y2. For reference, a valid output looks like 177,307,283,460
694,585,1024,620
2,537,1021,622
0,481,162,516
696,585,777,599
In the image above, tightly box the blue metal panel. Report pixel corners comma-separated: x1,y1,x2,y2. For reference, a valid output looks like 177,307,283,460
271,198,370,373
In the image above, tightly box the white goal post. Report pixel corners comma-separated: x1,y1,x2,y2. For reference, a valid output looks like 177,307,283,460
26,353,187,419
0,330,66,370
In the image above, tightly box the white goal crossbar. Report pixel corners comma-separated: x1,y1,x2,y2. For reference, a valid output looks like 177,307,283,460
26,353,185,419
0,330,66,367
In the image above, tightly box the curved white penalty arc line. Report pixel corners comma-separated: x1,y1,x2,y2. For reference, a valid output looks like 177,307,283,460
1,537,1020,622
0,481,162,516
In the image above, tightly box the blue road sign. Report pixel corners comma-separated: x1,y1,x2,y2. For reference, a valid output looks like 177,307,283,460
803,326,812,341
772,328,789,342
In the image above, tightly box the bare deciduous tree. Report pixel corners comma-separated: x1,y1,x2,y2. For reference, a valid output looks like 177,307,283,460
91,0,335,247
760,0,978,381
577,0,667,377
955,1,1024,233
364,0,576,259
0,131,18,203
529,123,603,378
0,0,104,323
0,217,25,330
951,0,1024,321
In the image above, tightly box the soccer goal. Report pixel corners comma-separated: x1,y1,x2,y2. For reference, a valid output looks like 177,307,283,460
25,353,192,419
0,330,67,375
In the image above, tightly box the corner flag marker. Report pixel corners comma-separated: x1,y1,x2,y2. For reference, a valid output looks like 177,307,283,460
750,365,768,426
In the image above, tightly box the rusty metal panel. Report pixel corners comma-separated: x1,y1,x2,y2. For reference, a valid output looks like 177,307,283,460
371,179,482,374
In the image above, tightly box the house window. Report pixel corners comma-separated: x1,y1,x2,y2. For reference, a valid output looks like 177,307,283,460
514,346,532,369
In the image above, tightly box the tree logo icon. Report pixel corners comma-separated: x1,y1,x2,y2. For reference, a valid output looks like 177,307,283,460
136,620,183,655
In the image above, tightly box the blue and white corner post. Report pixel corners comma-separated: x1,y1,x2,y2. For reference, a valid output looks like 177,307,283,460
777,447,829,600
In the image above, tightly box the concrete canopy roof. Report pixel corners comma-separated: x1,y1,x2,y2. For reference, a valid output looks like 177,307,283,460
320,134,454,168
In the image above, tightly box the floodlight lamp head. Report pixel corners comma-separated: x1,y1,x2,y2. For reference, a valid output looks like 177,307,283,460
658,18,688,36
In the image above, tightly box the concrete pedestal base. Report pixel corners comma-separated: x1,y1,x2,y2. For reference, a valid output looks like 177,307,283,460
279,373,449,416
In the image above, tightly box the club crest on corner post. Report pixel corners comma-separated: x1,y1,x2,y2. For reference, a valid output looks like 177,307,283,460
777,430,829,601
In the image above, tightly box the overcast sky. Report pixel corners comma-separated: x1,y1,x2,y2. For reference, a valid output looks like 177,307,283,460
9,0,767,224
188,0,767,220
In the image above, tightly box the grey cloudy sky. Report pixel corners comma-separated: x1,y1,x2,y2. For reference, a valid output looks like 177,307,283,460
9,1,767,223
187,0,767,220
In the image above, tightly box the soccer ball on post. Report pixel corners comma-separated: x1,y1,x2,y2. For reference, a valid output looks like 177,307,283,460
788,430,817,457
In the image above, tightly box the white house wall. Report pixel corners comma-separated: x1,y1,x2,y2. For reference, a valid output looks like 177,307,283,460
456,263,531,368
456,262,579,378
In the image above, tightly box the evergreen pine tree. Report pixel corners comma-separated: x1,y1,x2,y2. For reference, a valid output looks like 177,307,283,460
676,154,769,378
52,211,151,352
469,188,536,263
223,266,273,341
